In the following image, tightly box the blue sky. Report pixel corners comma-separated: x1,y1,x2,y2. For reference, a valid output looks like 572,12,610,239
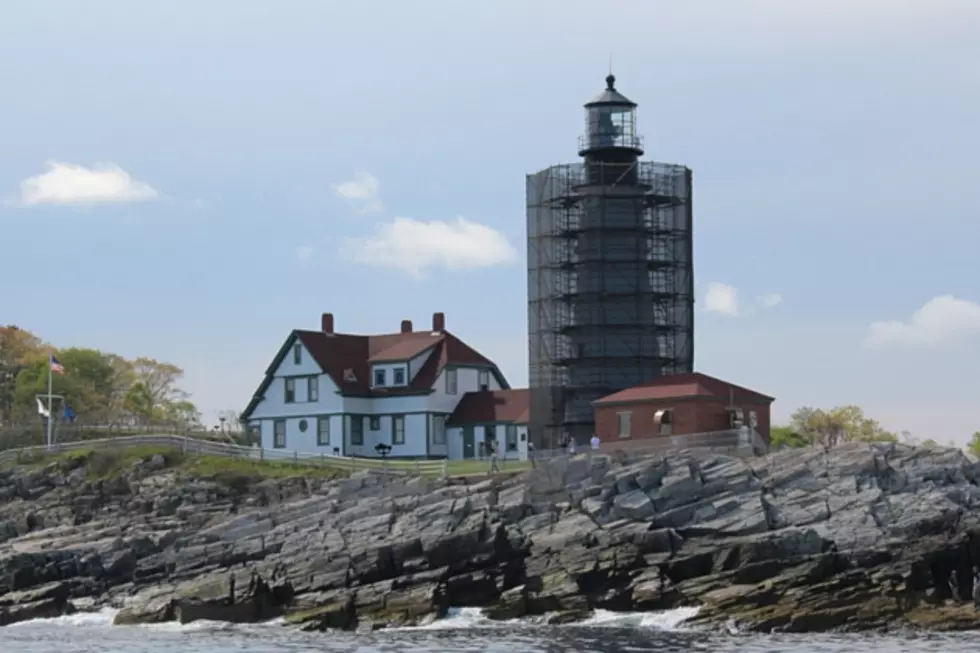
2,0,979,443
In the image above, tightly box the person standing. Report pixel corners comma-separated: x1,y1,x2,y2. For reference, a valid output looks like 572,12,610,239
488,437,500,474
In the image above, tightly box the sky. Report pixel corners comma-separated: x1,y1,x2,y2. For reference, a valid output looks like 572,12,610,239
2,0,979,443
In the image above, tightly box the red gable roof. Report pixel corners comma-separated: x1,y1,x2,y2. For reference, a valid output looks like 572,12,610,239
592,372,774,406
294,328,499,396
447,389,529,426
242,326,507,419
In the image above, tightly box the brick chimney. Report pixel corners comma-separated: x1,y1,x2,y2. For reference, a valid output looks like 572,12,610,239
400,319,413,334
321,312,334,334
432,312,445,332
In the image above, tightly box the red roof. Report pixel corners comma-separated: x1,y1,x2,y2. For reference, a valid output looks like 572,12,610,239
242,325,506,418
447,389,529,426
592,372,774,406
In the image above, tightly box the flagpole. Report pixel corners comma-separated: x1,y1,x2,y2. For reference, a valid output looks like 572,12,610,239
46,356,54,450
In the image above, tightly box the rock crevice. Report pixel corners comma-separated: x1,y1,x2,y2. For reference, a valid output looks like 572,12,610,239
1,442,980,632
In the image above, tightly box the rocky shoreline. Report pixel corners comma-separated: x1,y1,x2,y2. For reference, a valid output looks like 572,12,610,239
1,442,980,633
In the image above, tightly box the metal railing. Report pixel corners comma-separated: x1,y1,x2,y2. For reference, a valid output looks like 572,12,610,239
529,428,768,464
0,434,451,478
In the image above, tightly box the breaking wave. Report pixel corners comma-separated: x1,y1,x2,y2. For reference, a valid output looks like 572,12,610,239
399,606,700,631
8,605,698,633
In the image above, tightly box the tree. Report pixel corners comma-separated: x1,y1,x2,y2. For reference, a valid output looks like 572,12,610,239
162,400,201,428
968,431,980,458
790,405,897,448
1,328,198,431
12,348,123,422
129,358,187,418
770,425,808,449
0,326,45,424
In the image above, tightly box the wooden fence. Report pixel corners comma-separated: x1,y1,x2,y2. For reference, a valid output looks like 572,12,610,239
0,434,450,478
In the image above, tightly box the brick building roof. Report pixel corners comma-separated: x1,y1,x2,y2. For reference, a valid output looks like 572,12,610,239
447,389,529,426
592,372,774,406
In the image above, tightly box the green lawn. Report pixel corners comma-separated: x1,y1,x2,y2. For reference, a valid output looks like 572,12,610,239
444,458,531,476
2,444,532,480
5,445,346,483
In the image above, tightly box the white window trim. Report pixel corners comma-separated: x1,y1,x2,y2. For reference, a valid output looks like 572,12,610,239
308,376,319,402
350,417,364,446
392,415,405,445
505,424,518,450
655,408,673,435
617,411,632,439
284,378,296,404
393,368,406,385
317,417,330,446
445,369,458,395
274,420,286,448
432,415,447,445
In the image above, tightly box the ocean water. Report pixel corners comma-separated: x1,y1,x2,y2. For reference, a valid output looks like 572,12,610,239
0,607,976,653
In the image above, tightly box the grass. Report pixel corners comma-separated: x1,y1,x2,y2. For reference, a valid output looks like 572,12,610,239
443,459,531,476
0,443,533,481
4,445,346,484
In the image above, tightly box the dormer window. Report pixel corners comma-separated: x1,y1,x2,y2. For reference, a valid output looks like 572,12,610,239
393,368,405,385
374,369,386,387
478,369,489,391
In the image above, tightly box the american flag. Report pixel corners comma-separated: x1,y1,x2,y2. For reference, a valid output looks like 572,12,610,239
49,354,65,375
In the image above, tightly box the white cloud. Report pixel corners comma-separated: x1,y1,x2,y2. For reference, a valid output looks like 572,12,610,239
16,161,158,206
331,171,383,214
759,293,783,307
343,216,518,279
704,282,740,317
866,295,980,349
295,245,314,262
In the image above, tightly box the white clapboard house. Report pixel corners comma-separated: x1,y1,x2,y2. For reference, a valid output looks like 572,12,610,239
241,311,528,460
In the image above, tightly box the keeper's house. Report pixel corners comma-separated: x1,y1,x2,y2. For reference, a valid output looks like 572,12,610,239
240,311,526,460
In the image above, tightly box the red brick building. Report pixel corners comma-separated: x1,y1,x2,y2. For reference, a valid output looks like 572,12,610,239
592,372,774,446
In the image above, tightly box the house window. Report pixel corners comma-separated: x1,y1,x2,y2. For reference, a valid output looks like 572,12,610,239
617,411,632,439
445,369,458,395
298,419,308,433
370,416,381,430
284,378,296,404
729,408,745,429
478,369,489,391
308,376,319,402
393,368,406,385
392,415,405,445
432,415,446,445
274,420,286,448
655,409,673,436
748,409,758,428
505,425,518,451
350,417,363,446
248,421,262,446
293,343,302,365
374,369,386,387
317,417,330,446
